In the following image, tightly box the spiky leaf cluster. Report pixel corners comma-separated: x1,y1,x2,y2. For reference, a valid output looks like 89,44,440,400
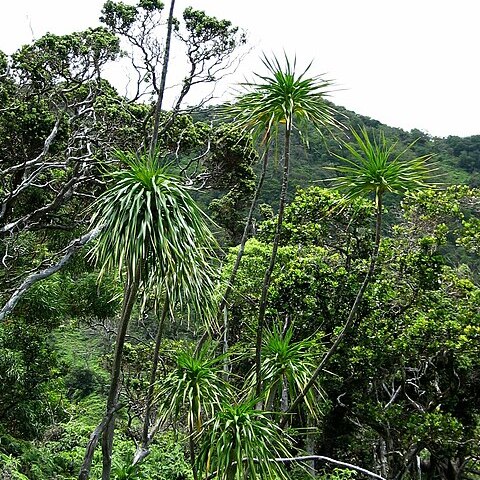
330,128,434,204
227,54,338,144
90,151,217,318
247,325,324,417
156,344,230,432
197,399,292,480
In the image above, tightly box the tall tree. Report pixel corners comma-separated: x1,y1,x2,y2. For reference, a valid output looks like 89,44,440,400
100,0,246,145
284,127,433,424
79,151,217,480
0,29,128,321
150,0,176,154
228,54,338,395
197,399,293,480
155,345,231,479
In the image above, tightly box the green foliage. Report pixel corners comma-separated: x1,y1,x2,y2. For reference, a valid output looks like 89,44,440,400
0,49,7,73
90,151,218,318
205,125,258,193
319,468,357,480
182,7,246,58
101,1,145,33
0,315,61,438
458,216,480,254
321,253,480,473
223,179,480,476
0,452,29,479
227,54,338,144
445,135,480,173
68,272,121,320
17,275,67,324
0,395,194,479
400,185,480,277
224,238,351,342
206,125,258,243
224,191,376,334
89,82,151,153
64,367,103,400
3,4,480,479
238,103,478,209
157,344,230,432
11,28,119,86
247,324,325,417
329,127,434,204
259,186,374,253
197,399,292,480
112,462,146,480
140,432,192,480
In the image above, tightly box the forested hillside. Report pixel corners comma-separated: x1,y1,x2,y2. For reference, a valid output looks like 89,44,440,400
243,104,480,207
1,2,479,480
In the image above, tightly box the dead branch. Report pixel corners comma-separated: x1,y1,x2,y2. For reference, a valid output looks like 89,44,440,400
0,226,101,322
205,455,386,480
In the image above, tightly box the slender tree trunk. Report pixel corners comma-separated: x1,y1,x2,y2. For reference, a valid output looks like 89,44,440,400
281,193,383,427
376,437,389,479
150,0,176,155
280,374,289,412
101,268,140,480
265,379,279,411
132,296,170,464
222,305,230,379
78,403,123,480
220,141,270,312
305,416,316,476
195,142,270,354
189,422,198,480
255,123,291,397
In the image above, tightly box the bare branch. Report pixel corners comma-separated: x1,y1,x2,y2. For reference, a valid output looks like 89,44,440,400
0,226,101,322
273,456,386,480
384,385,402,410
0,117,61,176
206,455,386,480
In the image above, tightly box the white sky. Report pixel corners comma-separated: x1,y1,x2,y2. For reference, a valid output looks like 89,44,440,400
1,0,479,138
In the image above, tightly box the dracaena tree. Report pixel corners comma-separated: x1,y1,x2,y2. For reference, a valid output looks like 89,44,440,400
227,54,338,396
245,324,324,417
328,127,434,334
155,344,231,480
79,150,217,480
197,399,293,480
283,127,434,425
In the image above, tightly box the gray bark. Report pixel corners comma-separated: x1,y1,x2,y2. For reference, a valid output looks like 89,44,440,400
0,226,101,322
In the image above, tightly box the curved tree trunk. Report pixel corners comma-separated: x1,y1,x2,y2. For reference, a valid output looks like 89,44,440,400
255,123,291,397
101,268,140,480
220,141,270,312
133,296,170,465
78,403,123,480
195,141,270,354
281,193,383,427
0,226,101,322
189,422,199,480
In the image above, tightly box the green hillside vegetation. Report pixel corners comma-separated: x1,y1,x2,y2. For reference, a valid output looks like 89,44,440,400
1,2,480,480
246,104,479,207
